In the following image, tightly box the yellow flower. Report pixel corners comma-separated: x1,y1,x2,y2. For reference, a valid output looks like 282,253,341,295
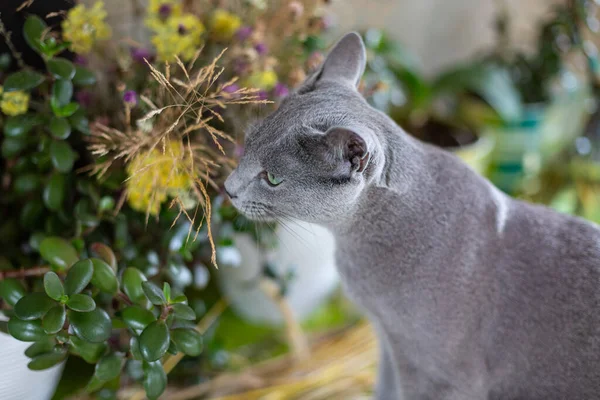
126,140,194,216
211,9,242,40
1,90,30,116
151,14,205,62
145,0,183,31
62,1,111,54
246,69,278,90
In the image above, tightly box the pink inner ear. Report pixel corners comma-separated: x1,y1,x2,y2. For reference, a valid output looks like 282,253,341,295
356,152,370,173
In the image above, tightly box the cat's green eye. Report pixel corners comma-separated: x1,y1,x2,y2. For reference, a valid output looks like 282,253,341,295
265,171,283,186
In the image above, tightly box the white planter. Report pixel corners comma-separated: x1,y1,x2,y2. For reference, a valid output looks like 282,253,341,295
0,328,64,400
217,220,338,326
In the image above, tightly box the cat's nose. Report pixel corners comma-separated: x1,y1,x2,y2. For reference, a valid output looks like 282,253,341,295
224,179,238,199
225,188,237,199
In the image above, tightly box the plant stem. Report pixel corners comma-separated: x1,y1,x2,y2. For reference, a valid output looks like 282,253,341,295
0,266,51,281
116,291,133,306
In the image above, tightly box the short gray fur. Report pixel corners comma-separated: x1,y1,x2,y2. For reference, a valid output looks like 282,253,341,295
225,32,600,399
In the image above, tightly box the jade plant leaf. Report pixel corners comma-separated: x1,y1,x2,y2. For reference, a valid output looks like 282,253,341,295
24,338,55,358
142,361,167,400
121,306,156,331
95,353,124,382
139,321,170,362
47,58,75,80
73,66,97,86
90,258,118,294
69,308,112,343
42,305,66,334
171,328,203,356
66,294,96,312
0,278,26,307
23,15,47,54
122,268,148,305
129,336,143,361
52,79,73,108
50,140,76,172
171,303,196,321
3,70,45,91
141,282,166,306
39,236,78,271
64,259,93,295
71,336,107,363
48,117,71,140
3,114,44,138
43,272,64,300
8,318,47,342
90,243,117,271
27,348,67,370
14,292,55,320
43,173,66,211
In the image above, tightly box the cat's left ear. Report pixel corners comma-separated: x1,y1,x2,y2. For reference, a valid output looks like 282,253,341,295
324,128,370,173
298,32,366,92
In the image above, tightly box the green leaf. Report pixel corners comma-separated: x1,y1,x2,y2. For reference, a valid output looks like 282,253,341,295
162,282,171,303
171,303,196,321
53,102,79,118
64,259,94,295
3,114,44,137
25,338,55,358
167,340,178,355
69,308,112,343
171,328,203,356
8,318,47,342
130,336,143,360
39,236,78,271
141,282,167,306
73,66,97,86
43,173,66,211
47,58,75,80
23,15,47,54
27,348,67,370
14,292,55,320
90,243,117,271
0,278,26,307
52,79,73,108
48,117,72,139
3,70,45,92
139,321,170,362
142,361,167,400
121,306,156,331
69,110,90,134
42,305,66,334
95,353,123,382
43,272,64,300
71,336,107,363
66,294,96,312
2,137,27,158
90,258,119,294
171,295,187,304
50,140,76,172
122,268,148,305
14,173,41,193
0,53,10,71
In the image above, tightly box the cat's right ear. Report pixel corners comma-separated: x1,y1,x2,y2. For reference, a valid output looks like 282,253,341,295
297,32,366,93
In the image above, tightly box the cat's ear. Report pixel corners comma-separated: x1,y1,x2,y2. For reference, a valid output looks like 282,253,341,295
298,32,366,93
324,128,370,173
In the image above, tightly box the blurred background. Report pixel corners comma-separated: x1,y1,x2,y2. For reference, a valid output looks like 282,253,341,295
0,0,599,399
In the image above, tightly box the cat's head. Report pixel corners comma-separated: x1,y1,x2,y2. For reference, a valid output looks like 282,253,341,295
225,32,381,225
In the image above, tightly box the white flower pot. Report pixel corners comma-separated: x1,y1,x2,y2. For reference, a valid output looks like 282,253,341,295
217,220,338,326
0,326,64,400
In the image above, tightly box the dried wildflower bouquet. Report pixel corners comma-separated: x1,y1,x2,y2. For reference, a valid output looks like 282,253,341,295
0,0,332,399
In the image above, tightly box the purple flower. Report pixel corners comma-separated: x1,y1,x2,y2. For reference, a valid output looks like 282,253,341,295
234,144,245,158
233,59,250,75
256,90,268,101
123,90,138,106
273,83,289,98
236,26,253,41
222,83,240,94
76,91,93,107
131,47,154,63
74,55,88,66
254,42,268,56
158,4,172,19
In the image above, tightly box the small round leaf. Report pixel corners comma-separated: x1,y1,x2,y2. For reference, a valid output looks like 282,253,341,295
23,15,47,53
14,292,55,320
66,294,96,312
90,258,118,294
50,140,75,172
25,338,55,358
69,308,112,343
42,305,66,334
43,173,66,211
73,66,97,86
130,336,143,360
0,278,26,307
121,306,156,331
95,353,124,382
52,79,73,108
171,303,196,321
139,320,170,362
64,259,93,295
27,348,67,370
3,70,45,91
39,236,78,271
47,58,75,80
141,282,166,306
122,268,147,305
171,328,203,356
3,114,43,137
142,361,167,400
90,243,117,271
48,117,71,139
8,318,47,342
43,272,64,300
71,336,107,363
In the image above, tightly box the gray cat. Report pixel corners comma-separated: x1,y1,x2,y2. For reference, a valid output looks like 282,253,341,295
224,32,600,399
